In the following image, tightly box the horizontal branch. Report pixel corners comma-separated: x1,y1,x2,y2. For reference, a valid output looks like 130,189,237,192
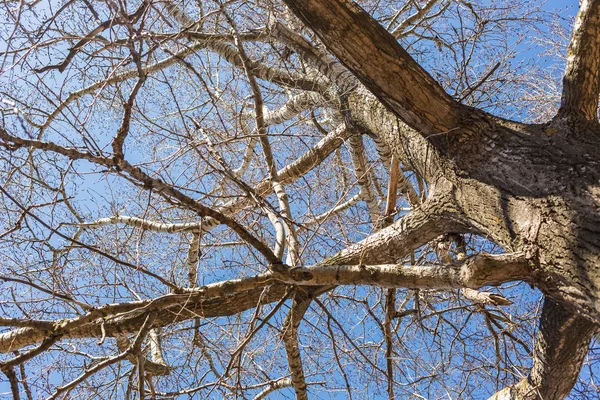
263,91,328,127
71,215,202,233
0,252,529,354
280,253,531,289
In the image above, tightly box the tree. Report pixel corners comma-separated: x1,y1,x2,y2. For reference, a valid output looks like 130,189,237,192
0,0,598,398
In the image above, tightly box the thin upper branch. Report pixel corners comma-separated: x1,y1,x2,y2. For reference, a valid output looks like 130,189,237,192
73,215,202,233
0,128,280,265
557,0,600,121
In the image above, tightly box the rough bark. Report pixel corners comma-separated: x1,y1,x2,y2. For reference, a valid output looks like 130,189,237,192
283,0,600,326
281,290,313,400
280,0,460,135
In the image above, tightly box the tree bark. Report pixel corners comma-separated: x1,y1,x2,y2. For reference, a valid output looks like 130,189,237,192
282,0,600,326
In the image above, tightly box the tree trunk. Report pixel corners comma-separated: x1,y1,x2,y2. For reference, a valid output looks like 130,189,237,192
282,0,600,324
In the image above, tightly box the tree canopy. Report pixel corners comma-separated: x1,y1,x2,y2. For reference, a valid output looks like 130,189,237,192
0,0,599,399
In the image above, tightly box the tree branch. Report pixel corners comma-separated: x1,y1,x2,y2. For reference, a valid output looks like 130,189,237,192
253,378,293,399
114,332,171,376
281,290,312,400
72,215,202,233
324,192,464,265
202,123,350,230
0,251,529,355
282,252,531,289
281,0,462,135
347,131,381,225
557,0,600,121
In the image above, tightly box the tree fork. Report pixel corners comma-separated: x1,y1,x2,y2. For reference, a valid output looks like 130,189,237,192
282,0,600,324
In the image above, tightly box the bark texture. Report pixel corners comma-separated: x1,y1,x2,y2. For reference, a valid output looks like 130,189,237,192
283,0,600,323
2,0,600,398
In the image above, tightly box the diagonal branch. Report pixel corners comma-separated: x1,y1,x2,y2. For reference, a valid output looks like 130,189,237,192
281,0,463,135
47,313,157,400
1,366,20,400
202,123,350,230
323,191,464,265
229,14,300,266
39,33,323,131
253,378,293,399
557,0,600,121
390,0,441,38
33,0,150,74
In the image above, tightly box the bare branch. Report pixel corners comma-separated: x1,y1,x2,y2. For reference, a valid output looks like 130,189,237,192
72,216,202,233
253,378,293,399
47,313,156,400
0,129,280,265
390,0,441,38
282,252,531,289
203,123,350,230
281,290,312,399
324,193,465,265
1,366,20,400
347,131,381,225
557,0,600,121
115,332,171,376
461,288,513,306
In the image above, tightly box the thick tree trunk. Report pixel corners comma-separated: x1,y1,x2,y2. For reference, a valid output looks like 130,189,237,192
282,0,600,324
349,86,600,323
442,114,600,321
